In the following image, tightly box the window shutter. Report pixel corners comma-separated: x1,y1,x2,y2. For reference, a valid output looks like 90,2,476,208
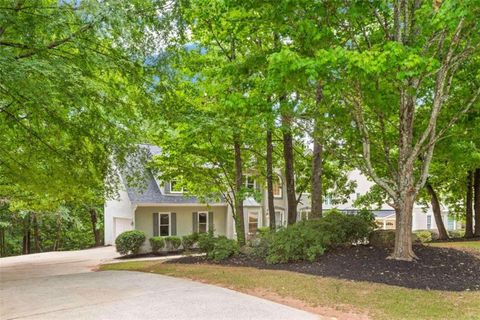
171,212,177,236
153,212,159,237
208,211,214,232
192,212,198,233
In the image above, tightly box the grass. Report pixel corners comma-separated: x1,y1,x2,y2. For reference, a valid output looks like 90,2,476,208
428,240,480,252
100,260,480,320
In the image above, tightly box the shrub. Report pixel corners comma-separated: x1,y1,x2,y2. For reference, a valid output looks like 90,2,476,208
266,222,326,264
208,236,239,261
149,237,165,253
448,230,465,239
198,231,239,261
164,236,182,251
414,230,433,243
266,211,376,264
182,233,199,250
115,230,146,256
198,231,216,252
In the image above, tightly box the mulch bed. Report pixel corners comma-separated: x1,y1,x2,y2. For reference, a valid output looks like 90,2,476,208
167,245,480,291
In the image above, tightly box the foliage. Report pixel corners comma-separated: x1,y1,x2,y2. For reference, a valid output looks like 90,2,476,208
414,231,433,243
208,236,239,262
448,230,466,239
149,237,165,253
181,233,199,250
197,231,238,261
197,231,216,253
115,230,146,256
164,236,182,251
267,211,375,263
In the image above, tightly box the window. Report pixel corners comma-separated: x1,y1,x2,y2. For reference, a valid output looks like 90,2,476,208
447,216,455,230
298,210,309,221
273,176,283,198
275,210,285,227
427,215,432,230
248,211,259,234
323,195,332,206
197,212,208,233
159,213,170,236
245,175,256,190
170,179,184,193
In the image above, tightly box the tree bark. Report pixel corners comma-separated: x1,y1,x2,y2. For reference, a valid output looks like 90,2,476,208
90,208,102,247
474,168,480,237
266,130,276,230
234,135,246,245
282,112,297,225
54,211,62,251
465,170,474,238
22,213,31,255
425,181,449,240
391,191,417,260
32,213,41,253
311,83,324,219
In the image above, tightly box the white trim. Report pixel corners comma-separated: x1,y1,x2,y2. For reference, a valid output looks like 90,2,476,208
273,175,283,198
170,180,184,194
247,210,260,234
134,202,228,207
158,212,171,236
196,211,209,233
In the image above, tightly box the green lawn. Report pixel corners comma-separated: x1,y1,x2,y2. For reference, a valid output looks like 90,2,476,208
100,261,480,320
428,240,480,252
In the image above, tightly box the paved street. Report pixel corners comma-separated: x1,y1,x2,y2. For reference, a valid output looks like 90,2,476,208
0,247,318,320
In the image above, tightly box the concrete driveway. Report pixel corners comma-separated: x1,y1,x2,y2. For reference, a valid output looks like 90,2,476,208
0,247,318,320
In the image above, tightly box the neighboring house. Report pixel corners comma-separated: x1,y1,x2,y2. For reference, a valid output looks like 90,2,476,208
104,146,459,247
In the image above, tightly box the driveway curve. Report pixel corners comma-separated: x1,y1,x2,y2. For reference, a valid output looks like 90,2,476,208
0,248,318,320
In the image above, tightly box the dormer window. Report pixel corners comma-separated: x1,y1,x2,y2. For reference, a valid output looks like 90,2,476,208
245,175,256,190
273,175,283,198
170,179,184,193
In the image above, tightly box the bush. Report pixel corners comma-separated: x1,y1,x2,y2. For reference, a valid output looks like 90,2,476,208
115,230,146,256
208,236,239,261
164,236,182,251
448,230,465,239
414,230,433,243
198,231,239,261
182,233,199,250
266,211,376,264
149,237,165,253
198,231,216,252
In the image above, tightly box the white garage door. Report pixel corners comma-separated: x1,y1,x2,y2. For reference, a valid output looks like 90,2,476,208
114,218,133,240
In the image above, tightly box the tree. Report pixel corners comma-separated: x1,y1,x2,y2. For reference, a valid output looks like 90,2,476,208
474,168,480,237
334,1,480,260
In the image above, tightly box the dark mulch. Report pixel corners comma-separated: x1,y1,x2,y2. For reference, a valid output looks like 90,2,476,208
167,245,480,291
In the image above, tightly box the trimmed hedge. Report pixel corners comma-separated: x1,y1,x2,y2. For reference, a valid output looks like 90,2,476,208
115,230,146,256
149,237,165,253
164,236,182,250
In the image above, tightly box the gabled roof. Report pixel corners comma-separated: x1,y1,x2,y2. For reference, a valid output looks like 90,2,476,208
120,145,205,205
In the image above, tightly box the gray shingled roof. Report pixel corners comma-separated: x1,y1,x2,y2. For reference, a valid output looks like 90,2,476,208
120,145,206,205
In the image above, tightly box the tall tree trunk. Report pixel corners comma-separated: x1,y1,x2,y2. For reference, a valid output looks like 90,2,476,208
54,211,62,251
474,168,480,237
391,92,417,261
32,213,41,253
266,130,276,230
465,170,474,238
0,228,4,257
282,112,297,225
22,213,31,254
234,135,246,246
392,190,416,260
425,181,449,240
311,82,324,219
90,208,101,247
